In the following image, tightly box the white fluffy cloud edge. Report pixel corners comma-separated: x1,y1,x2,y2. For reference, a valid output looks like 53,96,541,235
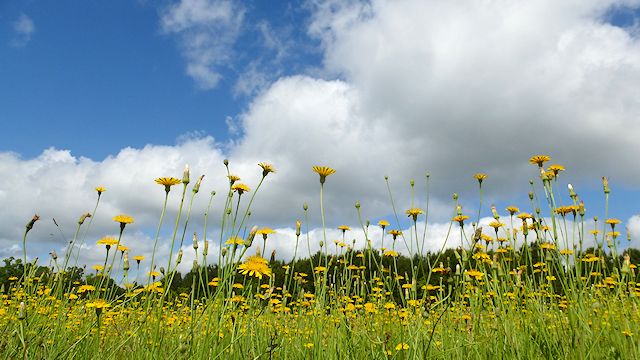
3,0,640,271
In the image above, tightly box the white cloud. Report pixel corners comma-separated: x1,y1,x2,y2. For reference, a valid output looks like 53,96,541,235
5,0,640,272
161,0,244,89
11,13,35,47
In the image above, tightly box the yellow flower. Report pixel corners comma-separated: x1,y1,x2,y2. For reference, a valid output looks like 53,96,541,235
96,236,118,248
555,206,578,216
378,220,390,228
388,229,402,239
133,255,145,262
258,162,276,177
473,173,488,183
225,236,244,245
338,225,351,232
312,166,336,184
605,218,621,226
232,183,250,195
465,269,484,280
113,215,134,231
95,186,106,195
86,299,111,310
314,266,327,273
383,250,399,257
92,265,104,272
559,249,574,255
117,245,128,252
622,330,633,337
304,343,314,349
77,285,95,293
155,177,181,192
257,227,276,237
506,206,520,215
406,207,424,220
540,243,556,250
238,255,272,279
452,215,469,225
548,164,565,175
395,343,409,351
228,174,241,184
488,221,505,230
529,155,551,167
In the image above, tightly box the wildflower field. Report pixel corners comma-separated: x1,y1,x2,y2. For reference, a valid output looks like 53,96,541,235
1,156,640,359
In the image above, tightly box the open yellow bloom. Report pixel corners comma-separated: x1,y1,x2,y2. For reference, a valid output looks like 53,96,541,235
238,255,272,279
155,177,181,192
529,155,551,167
232,183,250,195
258,162,276,177
312,166,336,184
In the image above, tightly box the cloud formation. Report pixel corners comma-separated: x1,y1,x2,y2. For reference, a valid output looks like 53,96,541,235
11,13,35,47
4,0,640,272
161,0,245,89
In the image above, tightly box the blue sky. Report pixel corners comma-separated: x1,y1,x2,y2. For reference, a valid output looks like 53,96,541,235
1,0,640,269
1,0,320,159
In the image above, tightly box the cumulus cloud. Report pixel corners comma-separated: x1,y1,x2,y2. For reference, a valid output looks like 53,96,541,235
11,13,35,47
161,0,245,89
4,0,640,273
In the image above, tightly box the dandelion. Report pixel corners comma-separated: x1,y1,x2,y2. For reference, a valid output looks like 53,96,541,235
258,162,276,177
506,206,520,215
378,220,390,228
383,250,399,257
548,164,565,176
452,215,469,226
529,155,551,167
113,215,134,232
95,186,106,195
465,269,484,280
225,236,244,246
155,177,181,193
228,175,241,184
406,207,424,221
312,166,336,184
96,236,118,249
474,173,488,184
388,229,402,240
232,183,250,195
238,255,272,279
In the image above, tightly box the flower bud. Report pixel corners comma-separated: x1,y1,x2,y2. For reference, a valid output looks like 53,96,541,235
192,175,204,193
295,220,302,236
303,203,308,211
18,302,26,320
182,164,190,184
26,214,40,234
355,201,360,209
176,249,183,265
223,159,229,166
193,232,199,250
123,253,130,271
602,176,610,194
50,251,58,260
452,193,458,201
245,226,258,247
221,248,228,257
203,240,209,256
78,212,92,225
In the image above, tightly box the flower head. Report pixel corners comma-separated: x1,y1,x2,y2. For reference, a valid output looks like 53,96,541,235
258,162,276,177
312,166,336,184
473,173,488,184
155,177,181,193
238,255,272,279
95,186,106,195
529,155,551,167
406,207,424,221
232,183,250,195
113,214,134,232
338,225,351,232
97,236,118,249
378,220,390,228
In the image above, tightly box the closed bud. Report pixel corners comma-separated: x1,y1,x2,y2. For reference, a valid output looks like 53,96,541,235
203,240,209,256
303,203,308,211
50,250,58,260
456,204,463,216
602,176,610,194
319,241,324,248
491,205,499,220
223,159,229,166
192,260,198,271
123,253,130,271
410,179,415,187
221,248,228,257
246,226,258,247
18,302,27,320
192,175,204,193
355,201,360,209
578,201,585,216
193,232,199,250
425,172,430,178
295,220,302,236
182,164,190,184
176,249,183,265
452,193,458,201
78,212,92,225
528,191,534,200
